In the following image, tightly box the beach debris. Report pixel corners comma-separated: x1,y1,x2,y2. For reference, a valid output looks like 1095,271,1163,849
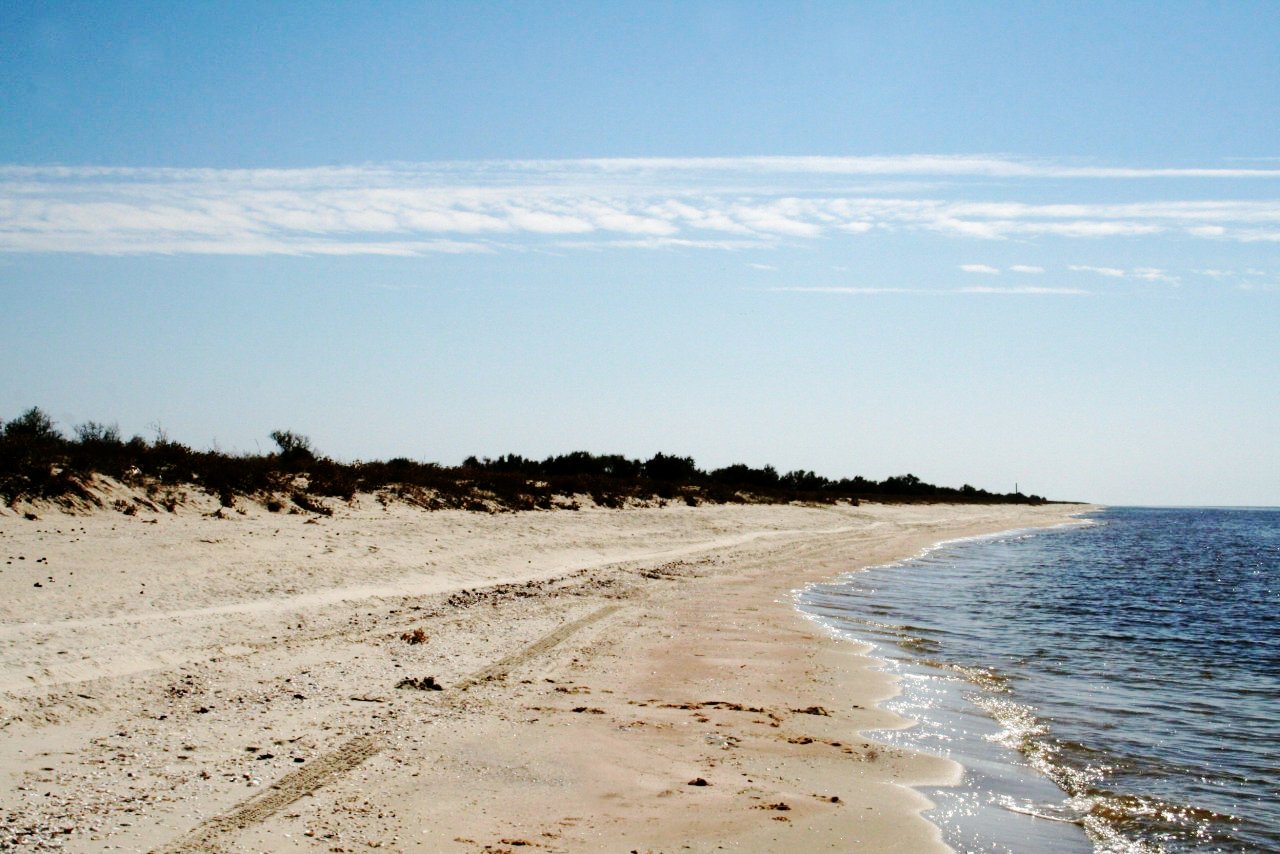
399,628,428,645
792,705,832,716
659,700,767,713
705,733,740,749
395,676,443,691
687,777,709,786
571,706,605,714
754,802,791,811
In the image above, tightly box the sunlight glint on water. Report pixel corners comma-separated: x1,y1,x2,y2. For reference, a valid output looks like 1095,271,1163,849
797,508,1280,852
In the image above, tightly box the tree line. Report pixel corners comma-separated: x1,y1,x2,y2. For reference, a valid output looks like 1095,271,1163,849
0,407,1047,512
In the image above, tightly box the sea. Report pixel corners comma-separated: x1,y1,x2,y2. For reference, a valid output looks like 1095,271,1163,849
797,507,1278,853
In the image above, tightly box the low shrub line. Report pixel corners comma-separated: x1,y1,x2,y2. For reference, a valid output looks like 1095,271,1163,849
0,408,1048,511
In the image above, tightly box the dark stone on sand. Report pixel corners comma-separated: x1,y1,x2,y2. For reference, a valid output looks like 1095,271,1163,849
395,676,443,691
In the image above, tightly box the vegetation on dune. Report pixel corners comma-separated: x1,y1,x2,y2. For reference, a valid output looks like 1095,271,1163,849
0,407,1048,512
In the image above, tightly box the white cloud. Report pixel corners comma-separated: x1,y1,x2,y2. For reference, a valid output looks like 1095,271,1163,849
769,286,923,295
1009,265,1045,273
960,264,1001,274
1131,267,1179,283
730,203,823,237
494,155,1280,180
1015,221,1164,237
0,232,494,256
554,236,762,251
1067,264,1178,283
748,262,777,270
772,285,1090,296
927,217,1009,239
2,157,1278,256
958,286,1091,295
1070,265,1128,278
502,208,594,234
838,221,875,233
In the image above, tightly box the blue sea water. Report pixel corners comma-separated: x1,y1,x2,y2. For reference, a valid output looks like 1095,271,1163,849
797,507,1279,852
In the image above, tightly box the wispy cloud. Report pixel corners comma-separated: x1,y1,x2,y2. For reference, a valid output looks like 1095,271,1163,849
1191,267,1276,289
1070,264,1178,283
1195,267,1268,279
1070,265,1128,278
2,156,1277,256
1131,267,1179,283
957,286,1091,295
1009,264,1045,274
769,287,923,295
960,264,1001,274
770,285,1090,296
493,155,1280,180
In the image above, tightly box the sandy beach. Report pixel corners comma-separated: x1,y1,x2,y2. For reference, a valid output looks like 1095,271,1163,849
0,492,1085,852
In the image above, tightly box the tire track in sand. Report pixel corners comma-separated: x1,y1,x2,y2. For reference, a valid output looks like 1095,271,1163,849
451,603,621,691
154,735,382,853
152,603,622,852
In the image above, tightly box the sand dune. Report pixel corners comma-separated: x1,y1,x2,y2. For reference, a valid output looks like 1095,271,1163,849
0,496,1085,851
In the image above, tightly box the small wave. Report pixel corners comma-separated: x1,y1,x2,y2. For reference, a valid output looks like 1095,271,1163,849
795,507,1279,851
995,793,1088,824
921,660,1012,692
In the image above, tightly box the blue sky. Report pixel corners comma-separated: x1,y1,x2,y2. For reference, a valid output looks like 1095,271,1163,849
2,1,1277,506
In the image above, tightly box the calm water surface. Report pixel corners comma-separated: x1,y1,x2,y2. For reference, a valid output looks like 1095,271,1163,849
798,507,1279,852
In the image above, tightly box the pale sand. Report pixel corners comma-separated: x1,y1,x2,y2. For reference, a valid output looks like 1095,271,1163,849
0,492,1089,852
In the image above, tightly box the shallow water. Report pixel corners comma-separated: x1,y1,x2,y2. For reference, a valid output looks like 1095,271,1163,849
798,507,1279,852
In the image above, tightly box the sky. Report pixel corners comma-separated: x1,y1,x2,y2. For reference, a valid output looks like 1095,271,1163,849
2,1,1278,507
